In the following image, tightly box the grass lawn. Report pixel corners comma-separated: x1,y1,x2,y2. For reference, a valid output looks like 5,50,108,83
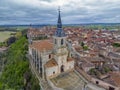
0,31,15,42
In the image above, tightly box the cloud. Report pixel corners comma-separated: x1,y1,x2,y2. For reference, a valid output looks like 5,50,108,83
0,0,120,24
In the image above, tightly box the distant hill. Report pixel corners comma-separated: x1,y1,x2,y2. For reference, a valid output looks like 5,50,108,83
0,23,120,28
0,23,120,30
0,24,48,28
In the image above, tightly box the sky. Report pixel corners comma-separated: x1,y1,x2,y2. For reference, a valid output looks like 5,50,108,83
0,0,120,25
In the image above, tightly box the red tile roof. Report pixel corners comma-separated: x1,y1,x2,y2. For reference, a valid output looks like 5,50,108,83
45,58,58,68
110,72,120,87
67,57,74,62
30,40,53,52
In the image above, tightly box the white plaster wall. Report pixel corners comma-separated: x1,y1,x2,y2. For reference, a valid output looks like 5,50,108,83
53,36,66,48
41,51,52,65
46,66,58,77
56,54,68,73
29,47,32,55
67,61,74,70
41,55,47,65
55,47,68,54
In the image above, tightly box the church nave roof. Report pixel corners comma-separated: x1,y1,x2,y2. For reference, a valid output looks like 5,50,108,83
30,40,53,52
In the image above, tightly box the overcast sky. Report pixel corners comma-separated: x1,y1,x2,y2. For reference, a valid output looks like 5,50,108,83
0,0,120,25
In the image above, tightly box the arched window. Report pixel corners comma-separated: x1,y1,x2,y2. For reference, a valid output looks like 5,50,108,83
61,39,64,45
49,54,51,59
61,65,64,72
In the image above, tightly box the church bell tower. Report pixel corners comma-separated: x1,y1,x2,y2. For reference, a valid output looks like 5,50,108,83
53,8,66,49
53,8,68,73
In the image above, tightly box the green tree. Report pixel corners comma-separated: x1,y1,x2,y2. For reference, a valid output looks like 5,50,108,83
0,35,40,90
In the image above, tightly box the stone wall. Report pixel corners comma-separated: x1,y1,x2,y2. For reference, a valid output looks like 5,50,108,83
75,66,91,81
46,66,58,78
75,66,120,90
67,61,74,71
91,78,120,90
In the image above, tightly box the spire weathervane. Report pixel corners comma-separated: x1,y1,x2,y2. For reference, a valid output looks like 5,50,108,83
58,6,60,12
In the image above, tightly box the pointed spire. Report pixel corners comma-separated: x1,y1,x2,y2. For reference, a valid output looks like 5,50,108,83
54,7,66,37
57,7,62,28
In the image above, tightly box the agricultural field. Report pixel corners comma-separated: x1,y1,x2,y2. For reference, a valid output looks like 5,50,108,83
0,31,15,42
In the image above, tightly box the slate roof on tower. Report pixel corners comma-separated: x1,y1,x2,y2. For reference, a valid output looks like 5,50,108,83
54,8,66,37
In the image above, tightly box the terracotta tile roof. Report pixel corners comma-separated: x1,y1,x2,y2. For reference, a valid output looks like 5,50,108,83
74,45,83,51
45,58,58,68
81,62,94,68
67,58,74,62
110,72,120,87
30,40,53,52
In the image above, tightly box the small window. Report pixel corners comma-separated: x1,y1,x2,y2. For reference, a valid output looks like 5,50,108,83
55,39,57,44
61,39,63,45
96,81,99,84
53,71,55,74
109,87,115,90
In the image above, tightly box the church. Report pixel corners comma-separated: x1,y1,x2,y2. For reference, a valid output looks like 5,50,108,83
28,8,74,79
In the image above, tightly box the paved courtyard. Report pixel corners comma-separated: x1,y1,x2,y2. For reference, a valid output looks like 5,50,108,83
51,71,86,90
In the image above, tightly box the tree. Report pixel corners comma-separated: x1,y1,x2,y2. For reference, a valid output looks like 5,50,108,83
83,45,89,50
81,42,84,47
0,36,40,90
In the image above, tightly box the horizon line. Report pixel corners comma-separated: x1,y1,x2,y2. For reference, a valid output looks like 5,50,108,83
0,22,120,26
